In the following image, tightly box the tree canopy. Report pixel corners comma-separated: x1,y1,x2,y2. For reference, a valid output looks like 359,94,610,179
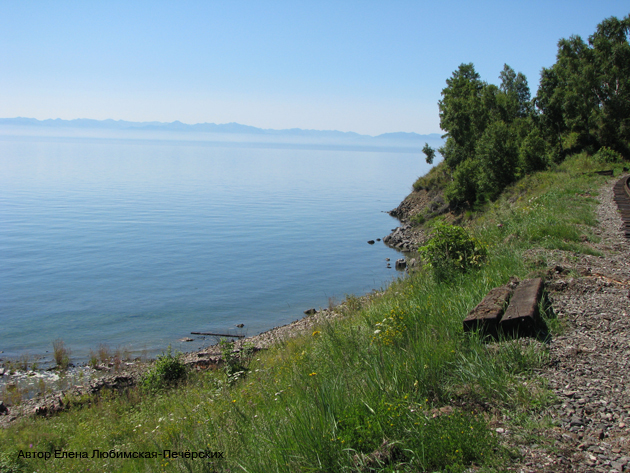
536,15,630,157
433,14,629,208
438,62,532,205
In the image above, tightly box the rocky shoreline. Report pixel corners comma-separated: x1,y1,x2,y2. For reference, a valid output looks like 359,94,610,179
382,188,430,253
382,223,426,253
180,305,351,368
0,298,378,427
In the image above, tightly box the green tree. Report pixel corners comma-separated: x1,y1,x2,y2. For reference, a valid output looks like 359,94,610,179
536,15,630,157
475,121,519,201
519,127,548,174
422,143,436,164
439,63,533,206
535,66,565,159
438,63,489,169
444,158,479,207
499,64,532,121
589,15,630,155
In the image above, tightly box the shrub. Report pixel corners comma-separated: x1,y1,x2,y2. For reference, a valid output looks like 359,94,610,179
418,223,487,281
519,128,548,174
594,146,622,163
444,158,479,207
411,213,426,225
140,346,187,393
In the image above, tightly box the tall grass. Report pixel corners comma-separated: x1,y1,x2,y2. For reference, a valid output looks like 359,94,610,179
52,339,71,370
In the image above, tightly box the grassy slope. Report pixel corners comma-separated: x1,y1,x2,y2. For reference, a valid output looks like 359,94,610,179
0,153,624,473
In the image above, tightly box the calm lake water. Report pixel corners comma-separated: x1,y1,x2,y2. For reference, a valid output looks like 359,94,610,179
0,132,433,362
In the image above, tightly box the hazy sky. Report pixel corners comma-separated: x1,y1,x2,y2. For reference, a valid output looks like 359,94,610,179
1,1,628,135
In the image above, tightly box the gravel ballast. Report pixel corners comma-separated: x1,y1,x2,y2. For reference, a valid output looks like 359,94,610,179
505,178,630,472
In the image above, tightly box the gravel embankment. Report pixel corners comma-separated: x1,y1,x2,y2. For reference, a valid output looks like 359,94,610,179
504,178,630,472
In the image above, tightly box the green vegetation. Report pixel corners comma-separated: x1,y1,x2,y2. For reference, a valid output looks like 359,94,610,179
140,346,187,393
418,223,487,281
412,160,451,192
89,344,133,371
52,339,71,371
594,146,623,164
420,14,629,209
0,14,627,473
422,142,436,165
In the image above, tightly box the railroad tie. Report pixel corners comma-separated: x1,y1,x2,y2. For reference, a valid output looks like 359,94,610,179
613,175,630,238
499,278,544,336
462,285,513,336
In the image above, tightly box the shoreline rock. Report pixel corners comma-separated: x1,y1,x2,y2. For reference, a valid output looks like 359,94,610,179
382,223,426,252
0,366,147,427
382,188,433,253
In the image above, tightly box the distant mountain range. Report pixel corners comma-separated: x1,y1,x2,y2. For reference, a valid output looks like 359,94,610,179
0,117,442,142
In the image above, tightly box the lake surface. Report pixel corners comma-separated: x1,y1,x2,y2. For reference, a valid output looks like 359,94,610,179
0,132,433,362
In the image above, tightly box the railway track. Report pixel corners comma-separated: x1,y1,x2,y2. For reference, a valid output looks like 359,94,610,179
613,174,630,239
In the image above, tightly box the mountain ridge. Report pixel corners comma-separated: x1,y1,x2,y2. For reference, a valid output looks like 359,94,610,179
0,117,441,141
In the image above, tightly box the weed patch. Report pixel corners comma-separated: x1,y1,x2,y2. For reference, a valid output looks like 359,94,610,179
52,339,70,370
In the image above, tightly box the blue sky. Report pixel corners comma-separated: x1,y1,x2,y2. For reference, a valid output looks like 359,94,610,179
1,1,628,135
